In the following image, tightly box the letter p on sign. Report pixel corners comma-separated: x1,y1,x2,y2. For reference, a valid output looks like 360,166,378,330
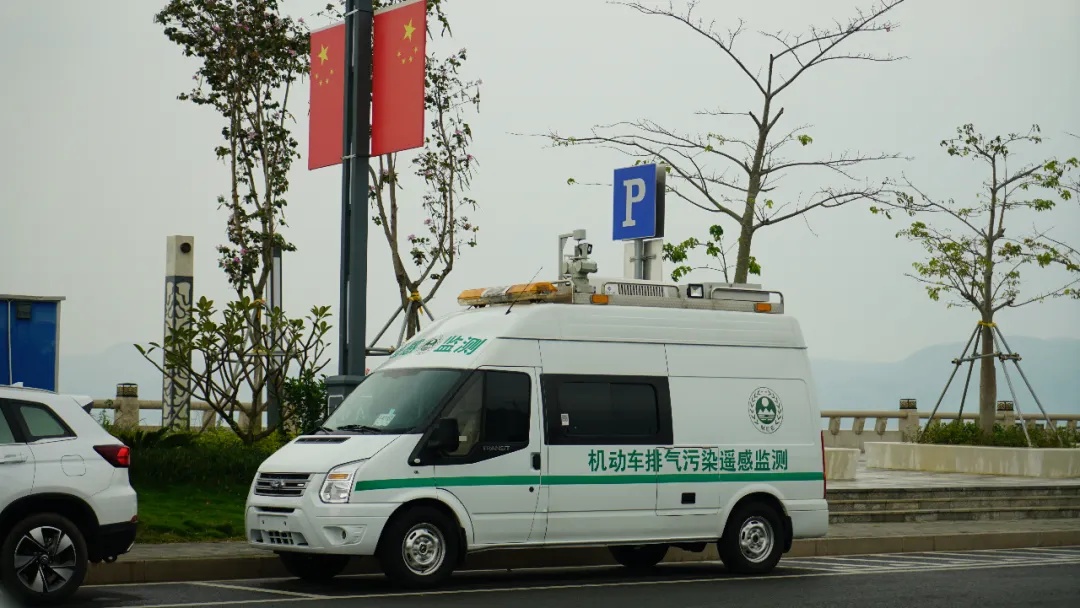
622,178,645,227
611,163,665,241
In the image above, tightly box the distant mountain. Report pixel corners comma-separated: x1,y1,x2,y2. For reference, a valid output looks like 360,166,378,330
810,337,1080,417
58,337,1080,419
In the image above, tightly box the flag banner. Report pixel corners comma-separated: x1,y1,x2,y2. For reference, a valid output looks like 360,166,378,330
308,22,346,170
371,0,427,157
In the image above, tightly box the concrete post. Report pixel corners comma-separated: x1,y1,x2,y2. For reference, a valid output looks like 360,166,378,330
162,235,194,430
899,398,920,441
113,383,140,429
997,400,1016,427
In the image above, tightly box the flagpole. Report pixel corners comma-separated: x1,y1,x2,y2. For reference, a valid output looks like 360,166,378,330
328,0,373,412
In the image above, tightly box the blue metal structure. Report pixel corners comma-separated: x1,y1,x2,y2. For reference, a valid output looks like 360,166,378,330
0,294,65,391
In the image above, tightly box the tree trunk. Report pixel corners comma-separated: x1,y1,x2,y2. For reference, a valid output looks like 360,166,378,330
977,319,997,436
733,177,761,284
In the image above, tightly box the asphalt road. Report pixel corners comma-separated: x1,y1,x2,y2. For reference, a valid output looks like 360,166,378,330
23,546,1080,608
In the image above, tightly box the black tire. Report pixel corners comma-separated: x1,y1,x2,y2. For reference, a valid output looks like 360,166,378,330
717,501,784,575
277,552,350,583
0,513,89,606
376,506,460,588
608,544,669,570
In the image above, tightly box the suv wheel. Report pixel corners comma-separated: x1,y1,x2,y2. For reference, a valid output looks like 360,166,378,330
1,513,89,606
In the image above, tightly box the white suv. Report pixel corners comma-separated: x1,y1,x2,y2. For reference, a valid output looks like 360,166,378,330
0,384,138,606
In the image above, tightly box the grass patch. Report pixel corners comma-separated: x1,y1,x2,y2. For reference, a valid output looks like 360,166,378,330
135,484,248,544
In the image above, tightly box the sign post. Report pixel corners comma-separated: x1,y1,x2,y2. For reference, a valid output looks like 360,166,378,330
612,163,666,280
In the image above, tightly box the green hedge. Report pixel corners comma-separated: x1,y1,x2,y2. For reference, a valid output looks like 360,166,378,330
919,420,1080,448
107,426,288,490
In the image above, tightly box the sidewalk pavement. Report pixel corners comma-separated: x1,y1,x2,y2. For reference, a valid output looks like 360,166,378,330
87,519,1080,586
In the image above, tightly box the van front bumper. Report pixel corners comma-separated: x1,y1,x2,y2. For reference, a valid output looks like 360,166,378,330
246,493,397,556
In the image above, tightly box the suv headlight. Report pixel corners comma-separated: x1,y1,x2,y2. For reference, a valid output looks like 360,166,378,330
319,460,368,504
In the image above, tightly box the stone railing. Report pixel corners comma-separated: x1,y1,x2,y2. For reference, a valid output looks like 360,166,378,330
822,399,1080,452
90,385,1080,447
91,383,257,432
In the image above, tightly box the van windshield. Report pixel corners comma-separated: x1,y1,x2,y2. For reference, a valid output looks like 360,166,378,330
321,368,466,434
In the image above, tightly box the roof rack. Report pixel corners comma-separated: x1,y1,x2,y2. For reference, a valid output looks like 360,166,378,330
456,230,784,314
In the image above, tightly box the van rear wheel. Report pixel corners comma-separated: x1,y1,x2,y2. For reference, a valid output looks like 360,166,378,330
718,501,783,574
278,552,350,583
608,544,669,570
377,506,459,588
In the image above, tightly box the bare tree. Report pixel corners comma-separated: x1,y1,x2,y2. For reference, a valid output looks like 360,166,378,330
539,0,909,283
888,123,1079,434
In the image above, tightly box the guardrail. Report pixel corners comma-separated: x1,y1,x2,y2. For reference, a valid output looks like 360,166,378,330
90,385,1080,449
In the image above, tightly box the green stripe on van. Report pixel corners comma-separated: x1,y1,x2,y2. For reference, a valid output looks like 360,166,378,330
354,471,822,492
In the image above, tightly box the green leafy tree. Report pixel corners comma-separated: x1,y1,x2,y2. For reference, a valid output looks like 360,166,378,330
137,298,331,444
320,0,481,340
884,124,1079,434
541,0,908,284
140,0,333,439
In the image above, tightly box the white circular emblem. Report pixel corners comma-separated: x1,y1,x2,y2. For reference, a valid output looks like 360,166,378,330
416,335,441,353
748,387,784,434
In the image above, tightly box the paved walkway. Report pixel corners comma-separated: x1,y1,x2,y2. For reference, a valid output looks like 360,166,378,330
829,458,1080,490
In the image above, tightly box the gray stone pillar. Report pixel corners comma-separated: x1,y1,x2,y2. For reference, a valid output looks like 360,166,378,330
114,383,141,429
899,398,920,441
162,235,194,430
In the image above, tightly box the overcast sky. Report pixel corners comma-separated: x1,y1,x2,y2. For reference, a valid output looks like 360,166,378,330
1,0,1078,372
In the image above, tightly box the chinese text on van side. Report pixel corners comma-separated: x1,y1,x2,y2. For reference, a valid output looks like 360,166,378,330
586,448,789,473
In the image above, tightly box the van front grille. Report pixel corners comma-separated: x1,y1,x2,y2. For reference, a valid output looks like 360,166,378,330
254,473,311,497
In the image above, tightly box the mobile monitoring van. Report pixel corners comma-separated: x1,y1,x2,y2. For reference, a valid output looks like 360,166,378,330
244,231,828,587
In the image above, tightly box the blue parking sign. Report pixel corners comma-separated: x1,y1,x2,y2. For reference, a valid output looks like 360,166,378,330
612,163,665,241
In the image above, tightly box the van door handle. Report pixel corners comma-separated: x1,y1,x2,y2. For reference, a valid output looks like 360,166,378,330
0,453,28,465
531,452,541,470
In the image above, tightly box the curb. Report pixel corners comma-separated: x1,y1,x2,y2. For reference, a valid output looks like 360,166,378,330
85,529,1080,586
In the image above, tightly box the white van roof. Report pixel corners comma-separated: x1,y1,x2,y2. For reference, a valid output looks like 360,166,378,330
401,302,806,350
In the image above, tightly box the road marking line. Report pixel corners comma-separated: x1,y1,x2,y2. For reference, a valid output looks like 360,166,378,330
190,581,326,598
1002,548,1080,559
117,558,1080,608
804,556,917,568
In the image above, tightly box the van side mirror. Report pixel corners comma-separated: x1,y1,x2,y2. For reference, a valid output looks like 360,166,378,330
427,418,460,453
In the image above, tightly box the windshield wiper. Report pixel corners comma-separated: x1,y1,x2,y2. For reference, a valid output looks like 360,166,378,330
334,424,384,434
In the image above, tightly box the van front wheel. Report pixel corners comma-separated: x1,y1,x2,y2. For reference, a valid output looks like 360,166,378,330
718,501,784,574
608,544,669,570
377,506,459,588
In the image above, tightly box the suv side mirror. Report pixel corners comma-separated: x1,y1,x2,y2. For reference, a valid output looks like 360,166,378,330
427,418,460,453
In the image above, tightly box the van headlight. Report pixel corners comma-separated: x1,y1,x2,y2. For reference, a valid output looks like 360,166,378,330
319,460,368,504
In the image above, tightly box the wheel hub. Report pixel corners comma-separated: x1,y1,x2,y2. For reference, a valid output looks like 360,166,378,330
402,524,445,575
13,525,78,594
738,516,774,563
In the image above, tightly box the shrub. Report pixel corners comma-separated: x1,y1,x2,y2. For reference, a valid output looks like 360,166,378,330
281,372,328,437
107,426,288,491
919,419,1080,448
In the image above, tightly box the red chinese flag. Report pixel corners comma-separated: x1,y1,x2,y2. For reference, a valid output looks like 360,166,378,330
371,0,427,157
308,22,346,170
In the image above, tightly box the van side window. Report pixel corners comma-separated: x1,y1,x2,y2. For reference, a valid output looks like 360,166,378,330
541,374,673,445
438,370,532,461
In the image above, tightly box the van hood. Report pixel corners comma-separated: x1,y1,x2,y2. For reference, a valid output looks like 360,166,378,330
258,434,405,474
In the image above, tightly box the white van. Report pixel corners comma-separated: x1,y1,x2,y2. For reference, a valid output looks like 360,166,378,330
245,243,828,587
